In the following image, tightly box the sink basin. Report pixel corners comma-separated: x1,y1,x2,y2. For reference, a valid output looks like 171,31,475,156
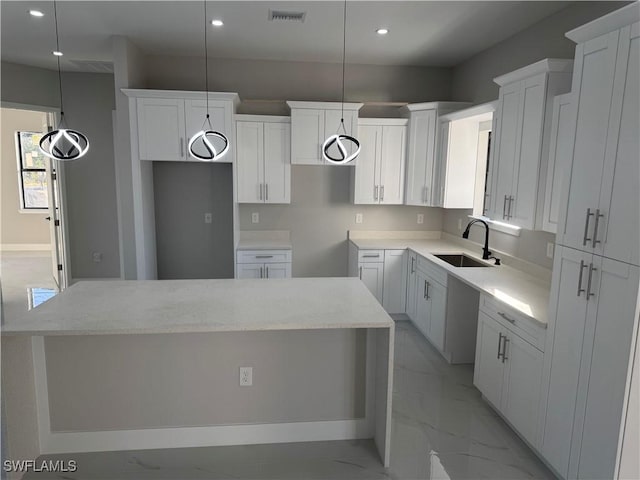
434,254,492,268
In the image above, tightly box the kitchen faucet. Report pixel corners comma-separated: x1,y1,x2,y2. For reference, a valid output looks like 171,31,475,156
462,219,500,264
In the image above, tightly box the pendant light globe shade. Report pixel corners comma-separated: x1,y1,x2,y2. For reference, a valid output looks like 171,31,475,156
39,128,90,161
322,134,360,165
188,129,229,161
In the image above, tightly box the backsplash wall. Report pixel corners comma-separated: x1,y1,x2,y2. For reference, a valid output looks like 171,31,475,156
239,166,443,277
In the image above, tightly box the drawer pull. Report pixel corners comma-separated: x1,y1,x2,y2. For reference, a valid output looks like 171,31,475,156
255,255,274,259
497,311,515,324
362,254,380,258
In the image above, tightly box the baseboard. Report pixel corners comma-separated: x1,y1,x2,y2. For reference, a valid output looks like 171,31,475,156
1,244,51,251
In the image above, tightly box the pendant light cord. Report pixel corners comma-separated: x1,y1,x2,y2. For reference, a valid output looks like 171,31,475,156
203,0,210,126
53,0,65,123
340,0,347,132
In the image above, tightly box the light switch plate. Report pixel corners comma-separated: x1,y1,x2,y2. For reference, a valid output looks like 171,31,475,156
547,242,554,259
355,213,363,224
417,214,424,224
251,212,259,224
204,213,212,224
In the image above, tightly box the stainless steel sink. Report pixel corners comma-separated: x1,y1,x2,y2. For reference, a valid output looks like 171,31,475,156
434,254,492,268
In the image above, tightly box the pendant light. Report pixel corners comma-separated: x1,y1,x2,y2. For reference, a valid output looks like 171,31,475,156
39,0,89,161
188,0,229,161
322,0,360,165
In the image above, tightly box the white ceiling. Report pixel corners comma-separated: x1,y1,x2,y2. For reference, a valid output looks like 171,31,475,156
1,1,572,72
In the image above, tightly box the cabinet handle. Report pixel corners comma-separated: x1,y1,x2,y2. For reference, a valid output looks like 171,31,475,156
265,183,269,201
359,266,363,279
497,332,504,360
255,255,273,259
424,280,430,300
180,137,185,157
362,254,380,258
380,185,385,201
374,185,378,201
259,184,263,200
508,196,514,220
503,195,508,219
502,337,510,363
266,266,269,278
260,266,263,279
583,208,594,246
411,257,415,274
497,311,515,324
577,259,588,297
586,263,597,300
592,209,604,248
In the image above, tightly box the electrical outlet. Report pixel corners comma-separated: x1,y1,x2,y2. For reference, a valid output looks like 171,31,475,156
239,367,253,386
204,213,212,224
92,252,102,263
547,242,554,259
355,213,363,224
417,214,424,224
251,212,259,224
458,219,463,231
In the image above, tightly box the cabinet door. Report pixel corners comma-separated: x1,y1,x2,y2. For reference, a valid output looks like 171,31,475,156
474,311,505,409
406,253,418,321
542,94,574,233
236,122,264,203
324,109,359,164
236,263,264,279
291,109,324,165
185,99,232,163
264,263,291,279
414,271,431,338
263,122,291,204
541,246,591,478
379,125,407,205
136,98,186,161
501,332,544,447
382,250,407,314
353,125,380,204
490,81,521,221
359,262,384,304
405,109,436,206
599,24,639,266
557,31,620,251
511,73,546,229
425,277,446,352
573,257,640,479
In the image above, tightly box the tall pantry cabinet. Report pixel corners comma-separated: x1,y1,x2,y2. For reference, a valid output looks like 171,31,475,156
540,6,639,480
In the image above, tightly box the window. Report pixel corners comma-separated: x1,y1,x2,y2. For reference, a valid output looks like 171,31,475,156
16,131,48,210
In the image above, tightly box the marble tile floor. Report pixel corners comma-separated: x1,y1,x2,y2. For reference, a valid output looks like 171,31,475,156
19,321,555,480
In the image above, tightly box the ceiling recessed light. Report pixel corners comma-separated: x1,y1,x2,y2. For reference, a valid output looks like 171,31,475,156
211,19,224,27
376,28,389,35
52,51,63,56
29,9,44,17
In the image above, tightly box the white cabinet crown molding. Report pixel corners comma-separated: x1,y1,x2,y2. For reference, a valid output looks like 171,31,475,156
566,3,639,43
358,118,408,126
236,115,290,123
404,101,470,112
493,58,574,86
122,89,240,105
439,101,498,123
286,101,363,111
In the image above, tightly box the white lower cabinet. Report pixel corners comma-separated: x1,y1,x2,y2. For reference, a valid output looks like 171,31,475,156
414,271,447,352
382,250,407,314
406,252,418,321
236,249,292,279
358,262,384,304
474,302,545,448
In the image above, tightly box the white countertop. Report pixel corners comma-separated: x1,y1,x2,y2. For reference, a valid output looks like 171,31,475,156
1,278,393,336
350,238,551,327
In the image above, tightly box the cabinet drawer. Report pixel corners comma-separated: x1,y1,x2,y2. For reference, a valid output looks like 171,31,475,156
236,249,292,264
358,250,384,263
480,294,545,351
416,255,448,287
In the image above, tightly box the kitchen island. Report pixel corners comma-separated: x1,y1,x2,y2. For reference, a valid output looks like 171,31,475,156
1,278,394,467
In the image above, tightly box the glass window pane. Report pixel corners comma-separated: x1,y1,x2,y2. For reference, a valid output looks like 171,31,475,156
21,171,48,209
20,132,46,169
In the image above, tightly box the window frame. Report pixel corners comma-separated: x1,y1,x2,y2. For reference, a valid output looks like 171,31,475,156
16,130,48,212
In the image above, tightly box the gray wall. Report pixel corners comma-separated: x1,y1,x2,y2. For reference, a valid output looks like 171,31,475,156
443,1,629,270
0,108,50,246
153,162,234,279
45,329,366,431
240,167,443,277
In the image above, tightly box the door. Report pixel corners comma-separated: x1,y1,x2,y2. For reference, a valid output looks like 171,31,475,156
405,109,436,205
236,263,263,279
236,122,264,203
511,73,546,229
501,332,544,447
263,122,291,204
599,24,639,266
425,277,446,352
264,263,291,279
184,99,231,162
490,81,521,221
382,250,407,314
291,109,324,165
473,312,505,409
406,253,418,321
359,262,384,303
557,31,620,251
378,125,406,205
136,98,186,161
541,246,591,478
353,125,380,204
414,271,431,338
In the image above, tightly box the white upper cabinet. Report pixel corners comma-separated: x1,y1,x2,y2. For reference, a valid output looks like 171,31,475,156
236,116,290,204
126,90,238,163
404,102,470,206
353,119,407,205
486,59,573,229
287,101,362,165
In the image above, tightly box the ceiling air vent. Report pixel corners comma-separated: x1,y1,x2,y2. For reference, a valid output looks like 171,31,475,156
268,10,306,22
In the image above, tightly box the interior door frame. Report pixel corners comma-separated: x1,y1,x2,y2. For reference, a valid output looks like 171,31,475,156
2,101,70,290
